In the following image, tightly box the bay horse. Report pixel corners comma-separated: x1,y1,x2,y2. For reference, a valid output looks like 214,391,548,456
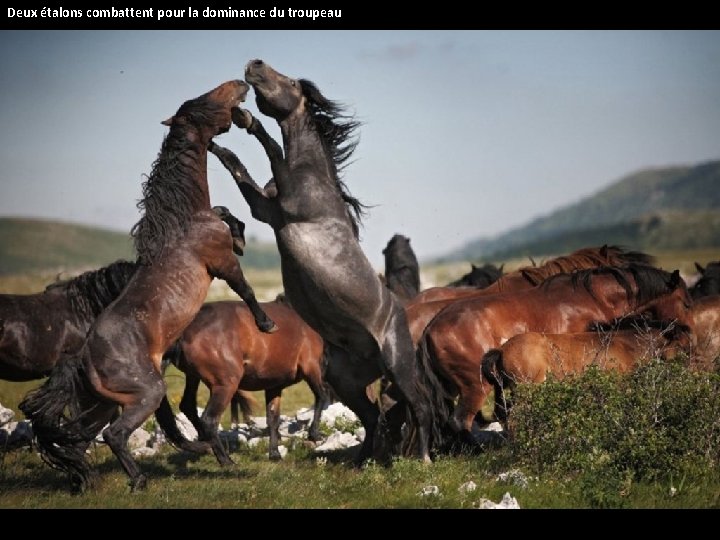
383,234,420,302
418,264,694,446
157,299,330,463
0,260,136,382
405,246,653,346
482,319,691,426
691,261,720,299
20,80,277,493
208,59,446,464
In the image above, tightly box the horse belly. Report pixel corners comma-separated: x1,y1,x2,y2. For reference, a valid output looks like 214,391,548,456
277,222,389,348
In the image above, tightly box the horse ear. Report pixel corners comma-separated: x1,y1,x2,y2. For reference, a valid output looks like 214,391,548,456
499,264,505,273
471,264,478,270
695,262,705,274
600,244,609,257
669,269,682,288
161,116,174,126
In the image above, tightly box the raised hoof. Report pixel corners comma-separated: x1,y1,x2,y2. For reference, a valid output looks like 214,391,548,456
268,451,282,462
258,319,279,334
130,474,148,492
231,108,253,129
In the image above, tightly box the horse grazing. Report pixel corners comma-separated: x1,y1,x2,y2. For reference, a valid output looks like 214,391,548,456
20,80,277,493
447,263,504,288
691,261,720,299
157,299,330,462
383,234,420,302
0,260,136,382
482,320,690,426
209,59,445,463
419,264,694,446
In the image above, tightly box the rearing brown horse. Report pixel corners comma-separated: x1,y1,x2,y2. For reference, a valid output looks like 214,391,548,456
20,80,276,493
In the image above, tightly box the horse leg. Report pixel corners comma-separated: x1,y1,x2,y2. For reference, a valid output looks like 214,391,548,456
230,394,240,428
198,384,236,466
155,395,210,455
179,372,204,435
265,388,283,461
302,358,330,443
323,345,380,466
381,310,442,463
450,386,488,450
101,373,166,492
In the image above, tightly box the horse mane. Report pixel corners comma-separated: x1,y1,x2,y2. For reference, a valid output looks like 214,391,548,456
543,263,678,308
130,97,221,264
299,79,366,238
520,245,654,286
449,263,504,287
46,260,137,319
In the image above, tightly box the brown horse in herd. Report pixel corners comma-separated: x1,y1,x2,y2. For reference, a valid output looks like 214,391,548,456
157,299,330,463
20,80,277,492
482,319,691,426
418,264,694,446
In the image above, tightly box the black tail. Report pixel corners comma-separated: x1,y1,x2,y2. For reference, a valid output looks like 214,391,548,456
481,348,507,423
155,342,209,454
415,334,453,450
18,354,97,487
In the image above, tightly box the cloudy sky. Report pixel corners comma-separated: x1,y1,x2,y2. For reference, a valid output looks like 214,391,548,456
1,30,718,267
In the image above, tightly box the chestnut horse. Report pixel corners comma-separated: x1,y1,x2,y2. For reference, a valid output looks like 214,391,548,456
20,80,276,493
690,294,720,370
405,246,653,346
0,260,136,381
158,299,330,462
482,320,691,426
209,60,446,464
419,264,694,446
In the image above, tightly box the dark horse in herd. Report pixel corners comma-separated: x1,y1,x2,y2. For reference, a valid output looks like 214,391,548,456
209,59,445,464
20,80,277,492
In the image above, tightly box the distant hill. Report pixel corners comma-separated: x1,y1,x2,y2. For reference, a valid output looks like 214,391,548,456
0,217,280,275
446,160,720,261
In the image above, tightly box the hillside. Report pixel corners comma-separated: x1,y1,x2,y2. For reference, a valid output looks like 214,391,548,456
448,160,720,261
0,217,280,275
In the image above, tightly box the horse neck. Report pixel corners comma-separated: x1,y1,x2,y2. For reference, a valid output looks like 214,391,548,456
279,111,336,192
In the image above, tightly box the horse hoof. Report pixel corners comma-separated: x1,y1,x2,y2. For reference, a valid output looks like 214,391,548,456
183,441,212,454
130,474,148,492
259,320,279,334
217,455,235,467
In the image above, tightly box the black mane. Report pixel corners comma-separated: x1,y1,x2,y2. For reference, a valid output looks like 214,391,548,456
47,260,137,320
299,79,366,238
543,264,680,307
130,97,220,264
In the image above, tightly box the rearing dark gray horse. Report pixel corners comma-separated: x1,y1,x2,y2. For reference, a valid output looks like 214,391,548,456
210,59,447,463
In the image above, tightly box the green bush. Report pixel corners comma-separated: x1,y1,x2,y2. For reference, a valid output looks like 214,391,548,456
508,359,720,506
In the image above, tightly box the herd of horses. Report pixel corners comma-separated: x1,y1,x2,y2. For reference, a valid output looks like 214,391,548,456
1,60,719,494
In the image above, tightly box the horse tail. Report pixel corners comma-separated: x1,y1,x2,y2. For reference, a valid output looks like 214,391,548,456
18,353,95,487
154,342,209,454
415,333,452,449
232,390,257,425
481,348,507,423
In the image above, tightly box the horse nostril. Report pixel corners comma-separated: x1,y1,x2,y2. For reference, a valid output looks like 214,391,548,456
253,59,263,66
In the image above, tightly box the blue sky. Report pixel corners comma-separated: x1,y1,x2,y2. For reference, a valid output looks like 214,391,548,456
1,30,719,267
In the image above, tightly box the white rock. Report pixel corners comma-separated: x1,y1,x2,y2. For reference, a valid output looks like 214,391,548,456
481,422,504,432
321,403,358,429
128,428,151,450
0,403,14,426
249,416,268,430
458,481,477,493
175,412,199,441
496,470,530,489
355,426,366,442
296,407,314,423
132,446,158,458
475,492,520,509
0,420,33,448
314,430,360,452
419,485,440,497
277,445,288,459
